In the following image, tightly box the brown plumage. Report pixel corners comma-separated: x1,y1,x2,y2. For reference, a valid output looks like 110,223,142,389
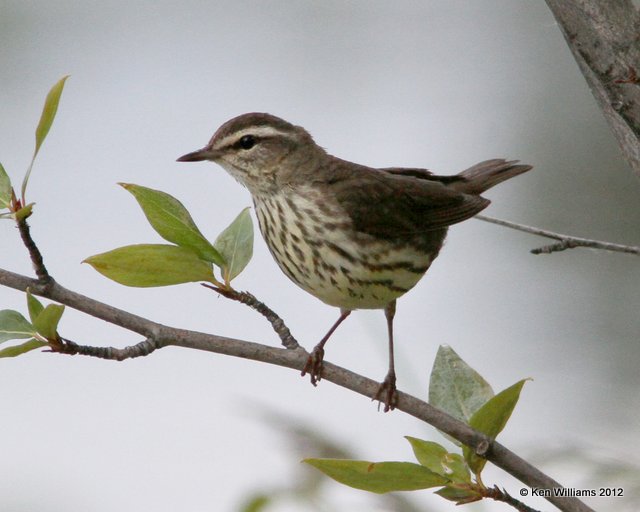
178,112,532,411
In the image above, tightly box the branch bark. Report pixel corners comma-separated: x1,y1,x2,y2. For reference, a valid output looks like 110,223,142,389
545,0,640,177
0,267,593,512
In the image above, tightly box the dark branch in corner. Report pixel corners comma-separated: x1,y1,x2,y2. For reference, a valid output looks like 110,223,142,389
544,0,640,177
476,215,640,255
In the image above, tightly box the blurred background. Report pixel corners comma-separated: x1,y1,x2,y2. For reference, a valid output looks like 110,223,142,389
1,1,639,511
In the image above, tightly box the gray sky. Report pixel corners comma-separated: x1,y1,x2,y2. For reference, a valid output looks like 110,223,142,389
1,1,639,511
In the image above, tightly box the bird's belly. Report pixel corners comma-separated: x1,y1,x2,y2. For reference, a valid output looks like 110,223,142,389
254,191,436,310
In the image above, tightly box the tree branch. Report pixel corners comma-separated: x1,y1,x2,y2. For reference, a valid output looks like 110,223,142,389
545,0,640,177
476,214,640,255
0,267,593,512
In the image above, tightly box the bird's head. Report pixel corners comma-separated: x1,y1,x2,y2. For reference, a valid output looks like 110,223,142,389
178,112,323,194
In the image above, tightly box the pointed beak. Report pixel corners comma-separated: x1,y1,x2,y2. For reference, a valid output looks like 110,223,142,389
176,147,222,162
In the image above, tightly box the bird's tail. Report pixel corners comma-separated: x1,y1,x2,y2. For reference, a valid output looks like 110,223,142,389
454,159,532,194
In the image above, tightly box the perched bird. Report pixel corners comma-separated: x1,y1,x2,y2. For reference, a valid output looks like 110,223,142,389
178,113,531,411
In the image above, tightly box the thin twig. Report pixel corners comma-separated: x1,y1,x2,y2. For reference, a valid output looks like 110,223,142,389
484,486,540,512
16,216,52,281
202,284,300,350
476,214,640,255
0,268,594,512
50,336,161,360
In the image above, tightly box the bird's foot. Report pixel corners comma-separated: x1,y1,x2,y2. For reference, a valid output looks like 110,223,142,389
301,345,325,386
373,371,398,412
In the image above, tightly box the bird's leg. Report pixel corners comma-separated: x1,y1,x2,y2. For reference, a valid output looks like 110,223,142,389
302,309,351,385
374,300,399,412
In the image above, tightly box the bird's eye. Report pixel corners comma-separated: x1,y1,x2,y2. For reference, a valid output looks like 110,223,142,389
238,135,257,150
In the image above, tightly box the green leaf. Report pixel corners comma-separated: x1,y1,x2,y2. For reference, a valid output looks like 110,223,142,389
0,310,36,343
33,304,65,340
239,494,271,512
84,244,214,287
303,459,448,494
120,184,225,267
442,453,471,484
26,289,45,323
0,162,11,210
22,75,69,200
463,379,528,475
429,345,494,431
34,76,69,156
435,484,482,504
405,437,470,484
0,338,48,358
214,207,254,283
405,437,448,475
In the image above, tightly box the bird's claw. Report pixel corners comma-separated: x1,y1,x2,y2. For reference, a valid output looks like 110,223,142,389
301,345,325,386
373,372,398,412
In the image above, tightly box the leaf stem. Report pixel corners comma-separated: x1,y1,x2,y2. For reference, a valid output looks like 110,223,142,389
20,156,35,205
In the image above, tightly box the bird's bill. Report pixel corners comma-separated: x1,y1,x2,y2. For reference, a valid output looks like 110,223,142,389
176,147,221,162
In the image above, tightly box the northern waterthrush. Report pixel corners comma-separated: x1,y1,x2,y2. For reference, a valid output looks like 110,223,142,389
178,113,531,411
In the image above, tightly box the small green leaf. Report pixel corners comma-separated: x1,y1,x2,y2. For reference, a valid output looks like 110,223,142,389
405,437,471,484
0,310,36,343
405,437,448,475
120,184,225,267
22,75,70,201
0,338,48,358
26,289,45,323
34,76,69,156
33,304,65,340
435,484,482,504
303,459,448,494
0,163,11,210
429,345,494,437
84,244,214,287
463,379,528,475
214,207,254,283
239,494,271,512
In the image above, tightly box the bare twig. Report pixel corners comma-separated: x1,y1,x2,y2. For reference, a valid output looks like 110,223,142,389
0,267,593,512
201,283,299,349
484,486,540,512
476,214,640,255
16,216,52,282
50,336,160,360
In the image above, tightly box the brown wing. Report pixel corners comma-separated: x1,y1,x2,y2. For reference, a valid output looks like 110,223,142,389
326,159,489,239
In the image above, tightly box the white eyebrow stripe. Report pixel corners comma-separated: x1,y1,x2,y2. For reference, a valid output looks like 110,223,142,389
216,125,295,147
